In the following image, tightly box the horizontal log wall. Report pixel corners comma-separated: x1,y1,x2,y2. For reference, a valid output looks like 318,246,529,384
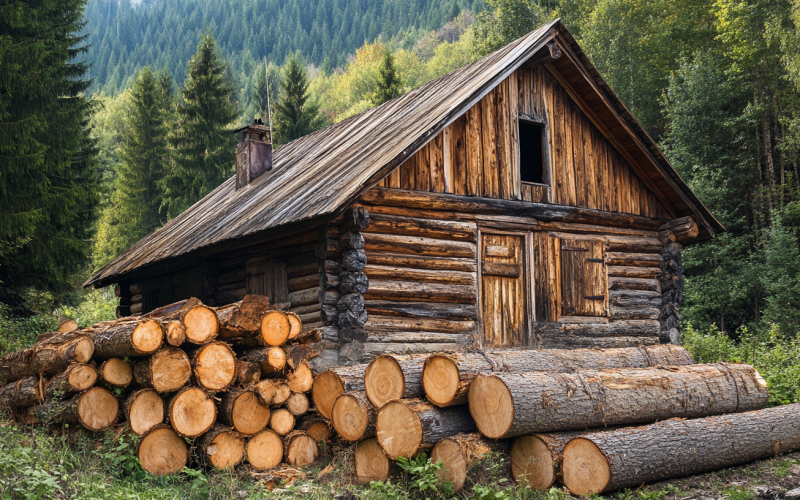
376,66,670,219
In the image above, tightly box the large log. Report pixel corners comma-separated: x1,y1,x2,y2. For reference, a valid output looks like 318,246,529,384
34,386,119,431
331,391,376,442
45,363,97,399
355,438,390,483
361,232,476,258
431,433,495,492
138,425,188,476
197,424,245,469
246,429,283,470
189,342,237,392
0,336,94,383
146,299,218,345
125,388,165,435
283,430,319,467
423,345,694,407
218,388,271,436
468,363,768,439
364,354,429,408
167,387,216,438
90,319,163,358
0,376,43,409
311,364,367,420
376,398,476,459
562,404,800,494
133,347,192,393
216,295,271,340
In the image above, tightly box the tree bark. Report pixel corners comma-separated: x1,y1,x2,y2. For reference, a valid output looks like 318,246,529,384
332,390,376,442
234,360,261,387
365,354,429,408
0,336,94,383
90,319,163,358
0,376,43,409
45,363,97,399
562,404,800,495
240,347,285,377
311,364,368,420
215,295,271,340
34,386,119,431
468,363,768,439
197,423,245,469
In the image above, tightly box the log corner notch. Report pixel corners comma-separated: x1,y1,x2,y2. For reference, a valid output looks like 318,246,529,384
658,218,691,345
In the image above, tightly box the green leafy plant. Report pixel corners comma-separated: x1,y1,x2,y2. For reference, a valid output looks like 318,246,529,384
94,433,142,479
396,453,454,499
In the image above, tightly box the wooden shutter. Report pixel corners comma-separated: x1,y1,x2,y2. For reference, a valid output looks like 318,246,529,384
560,239,606,317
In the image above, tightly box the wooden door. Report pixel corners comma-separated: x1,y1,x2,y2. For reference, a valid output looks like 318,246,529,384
480,233,527,347
560,238,607,317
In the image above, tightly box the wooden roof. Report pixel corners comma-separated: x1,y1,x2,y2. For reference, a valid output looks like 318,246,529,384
85,20,722,288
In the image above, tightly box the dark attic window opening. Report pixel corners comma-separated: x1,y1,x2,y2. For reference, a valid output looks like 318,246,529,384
519,120,546,184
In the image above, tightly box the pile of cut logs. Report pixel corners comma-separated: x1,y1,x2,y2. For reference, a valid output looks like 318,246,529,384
313,346,800,494
0,295,328,476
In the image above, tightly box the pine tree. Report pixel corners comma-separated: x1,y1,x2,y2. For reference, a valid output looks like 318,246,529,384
162,33,238,217
0,0,98,305
273,55,325,145
372,51,403,106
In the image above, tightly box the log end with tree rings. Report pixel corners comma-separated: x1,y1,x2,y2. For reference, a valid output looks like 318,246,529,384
271,381,292,406
304,421,331,442
64,363,98,393
193,342,237,392
376,400,423,460
150,347,192,392
285,392,309,416
256,347,286,375
364,355,405,408
285,312,302,339
311,370,345,420
260,311,291,346
126,389,165,435
255,379,276,405
246,429,283,470
287,362,313,393
139,425,189,476
183,306,219,344
270,408,295,436
168,387,217,438
510,435,557,490
332,392,373,442
229,390,271,436
561,438,611,495
58,319,79,333
165,320,186,347
78,387,119,431
431,438,468,492
72,337,95,363
100,358,132,388
200,425,245,469
284,431,319,467
422,354,461,407
355,438,390,483
467,374,513,439
132,320,165,355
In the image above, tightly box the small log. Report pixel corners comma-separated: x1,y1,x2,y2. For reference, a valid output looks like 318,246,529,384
423,345,694,407
286,362,314,393
0,376,43,409
98,358,132,389
45,363,97,399
218,387,271,436
189,342,237,392
90,319,163,358
246,429,283,470
260,310,292,346
510,431,604,490
269,408,295,435
295,416,331,442
290,287,320,308
0,336,94,383
216,295,271,339
289,273,319,292
432,433,494,492
376,398,476,459
355,438,390,483
241,347,286,377
286,311,302,340
332,390,376,442
285,392,309,416
284,344,318,370
125,388,165,435
284,430,319,467
167,387,216,438
468,363,768,439
162,321,184,347
605,252,662,267
608,277,659,292
133,347,192,393
271,380,292,406
58,319,79,333
198,424,245,469
311,364,368,420
235,360,261,387
254,379,277,405
138,425,188,476
34,386,119,431
152,300,218,345
364,280,477,303
562,404,800,494
130,303,143,315
659,216,698,243
365,354,429,408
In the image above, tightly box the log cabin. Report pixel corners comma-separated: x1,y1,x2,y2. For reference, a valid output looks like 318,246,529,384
84,20,723,370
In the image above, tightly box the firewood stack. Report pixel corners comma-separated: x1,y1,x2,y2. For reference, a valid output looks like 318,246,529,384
0,295,326,476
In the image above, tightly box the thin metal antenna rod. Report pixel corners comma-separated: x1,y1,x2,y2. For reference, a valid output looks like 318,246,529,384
264,56,273,137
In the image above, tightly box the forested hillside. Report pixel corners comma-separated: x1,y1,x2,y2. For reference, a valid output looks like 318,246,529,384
83,0,484,94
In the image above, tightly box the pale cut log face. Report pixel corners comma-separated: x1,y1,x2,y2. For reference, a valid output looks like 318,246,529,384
139,427,188,476
74,338,94,363
431,438,467,492
255,379,277,405
132,320,164,354
376,401,423,459
286,363,313,393
78,387,119,431
332,394,369,441
166,321,185,346
311,371,344,420
102,358,132,387
207,431,245,469
69,364,98,392
271,382,291,406
195,343,236,391
365,356,405,408
269,408,295,435
355,438,390,483
286,313,302,339
129,389,165,435
184,307,219,343
422,355,460,406
467,375,513,439
562,438,610,495
287,434,318,466
510,435,556,490
171,388,216,437
285,393,309,416
267,347,286,370
246,429,283,470
260,311,291,346
232,391,270,435
152,348,192,392
305,422,331,442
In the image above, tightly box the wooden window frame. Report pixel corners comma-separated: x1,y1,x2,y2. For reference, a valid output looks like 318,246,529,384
517,113,552,202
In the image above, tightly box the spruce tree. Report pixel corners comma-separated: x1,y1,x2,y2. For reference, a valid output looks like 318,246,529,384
274,55,325,145
0,0,98,305
372,51,403,106
162,33,238,217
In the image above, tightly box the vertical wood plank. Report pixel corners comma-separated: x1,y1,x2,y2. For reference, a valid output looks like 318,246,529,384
451,115,467,195
481,90,499,198
429,133,444,193
496,79,512,200
508,75,521,200
388,163,401,188
532,231,550,322
417,143,431,192
582,113,598,209
401,153,415,190
561,88,577,206
548,73,565,204
466,104,483,196
443,125,453,193
548,234,560,322
571,102,587,207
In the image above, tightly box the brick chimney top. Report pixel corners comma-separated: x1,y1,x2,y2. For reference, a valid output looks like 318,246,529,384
234,119,272,189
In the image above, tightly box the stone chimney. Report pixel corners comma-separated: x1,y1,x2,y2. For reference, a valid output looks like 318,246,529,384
234,119,272,190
